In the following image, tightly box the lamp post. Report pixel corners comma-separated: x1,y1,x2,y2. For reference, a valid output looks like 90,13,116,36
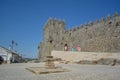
8,40,18,63
11,40,18,51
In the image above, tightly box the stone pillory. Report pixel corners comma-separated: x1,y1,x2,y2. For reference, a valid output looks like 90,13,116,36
38,12,120,61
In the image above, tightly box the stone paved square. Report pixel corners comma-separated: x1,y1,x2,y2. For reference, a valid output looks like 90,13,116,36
0,63,120,80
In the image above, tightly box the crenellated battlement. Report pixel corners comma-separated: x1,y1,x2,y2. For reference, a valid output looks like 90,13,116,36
44,17,65,31
44,12,119,34
65,12,119,33
44,12,120,36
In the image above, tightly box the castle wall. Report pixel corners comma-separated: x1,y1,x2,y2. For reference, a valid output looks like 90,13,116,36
63,13,120,52
39,18,65,61
38,12,120,61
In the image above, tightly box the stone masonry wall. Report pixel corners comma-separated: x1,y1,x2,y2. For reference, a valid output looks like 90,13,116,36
51,51,120,62
38,12,120,61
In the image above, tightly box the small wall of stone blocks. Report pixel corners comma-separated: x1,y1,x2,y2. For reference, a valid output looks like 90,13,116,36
52,51,120,62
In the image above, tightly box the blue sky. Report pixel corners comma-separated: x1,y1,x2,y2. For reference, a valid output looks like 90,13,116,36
0,0,120,58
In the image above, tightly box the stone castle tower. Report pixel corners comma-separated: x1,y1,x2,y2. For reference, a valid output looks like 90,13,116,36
38,12,120,61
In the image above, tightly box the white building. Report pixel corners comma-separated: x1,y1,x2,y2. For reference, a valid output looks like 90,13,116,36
0,46,21,63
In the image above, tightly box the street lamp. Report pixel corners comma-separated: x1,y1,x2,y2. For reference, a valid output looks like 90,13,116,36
11,40,18,51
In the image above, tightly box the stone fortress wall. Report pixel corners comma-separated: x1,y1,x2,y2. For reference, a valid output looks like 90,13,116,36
38,12,120,61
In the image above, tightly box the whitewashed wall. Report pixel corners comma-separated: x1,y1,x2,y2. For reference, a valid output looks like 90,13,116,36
0,47,12,63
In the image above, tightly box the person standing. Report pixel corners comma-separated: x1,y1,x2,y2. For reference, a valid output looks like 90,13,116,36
64,44,68,51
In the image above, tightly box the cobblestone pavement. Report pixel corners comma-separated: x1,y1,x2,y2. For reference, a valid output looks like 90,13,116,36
0,63,120,80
